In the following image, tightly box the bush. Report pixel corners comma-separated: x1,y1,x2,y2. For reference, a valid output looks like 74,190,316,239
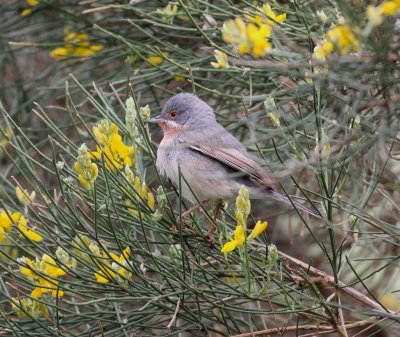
0,1,399,336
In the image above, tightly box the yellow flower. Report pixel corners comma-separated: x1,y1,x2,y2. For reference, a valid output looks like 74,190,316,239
110,246,131,263
50,31,103,60
0,211,21,230
139,182,147,199
134,176,141,192
0,211,41,242
21,8,33,16
245,4,287,27
146,56,163,67
19,254,66,299
16,186,36,205
174,75,185,81
222,17,247,43
247,23,271,56
221,226,245,253
43,254,67,277
314,41,334,60
261,4,287,25
367,1,400,27
21,0,39,16
18,216,43,242
95,270,114,283
381,1,399,15
95,246,131,283
367,5,384,26
248,220,268,240
123,166,154,211
313,22,359,60
93,121,119,145
211,50,230,69
235,209,245,227
147,192,155,209
222,186,269,253
49,47,68,59
325,24,360,55
90,120,134,171
222,19,272,56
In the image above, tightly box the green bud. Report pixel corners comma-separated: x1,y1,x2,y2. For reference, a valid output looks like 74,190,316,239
124,165,135,184
267,244,278,270
125,97,137,135
156,185,167,208
140,105,151,121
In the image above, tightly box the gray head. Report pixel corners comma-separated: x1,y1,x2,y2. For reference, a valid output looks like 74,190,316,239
147,93,216,131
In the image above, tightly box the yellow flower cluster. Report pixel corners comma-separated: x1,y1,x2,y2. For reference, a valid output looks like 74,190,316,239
221,186,268,253
0,210,42,243
19,254,66,298
314,22,360,60
72,234,133,284
50,32,104,60
367,0,400,26
21,0,39,16
124,166,155,215
94,246,132,283
222,18,271,57
89,120,134,171
245,4,287,26
74,144,98,189
222,5,286,57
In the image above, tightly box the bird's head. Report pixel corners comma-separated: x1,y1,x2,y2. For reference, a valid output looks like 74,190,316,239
146,93,216,132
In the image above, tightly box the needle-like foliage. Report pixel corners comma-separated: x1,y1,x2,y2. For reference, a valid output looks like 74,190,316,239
0,1,399,336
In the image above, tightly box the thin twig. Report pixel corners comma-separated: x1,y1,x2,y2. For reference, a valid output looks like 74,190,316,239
229,317,379,337
167,298,181,330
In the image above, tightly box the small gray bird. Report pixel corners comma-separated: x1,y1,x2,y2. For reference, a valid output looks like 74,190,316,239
147,93,319,218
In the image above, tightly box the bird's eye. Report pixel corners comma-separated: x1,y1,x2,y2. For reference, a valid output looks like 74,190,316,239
169,110,179,119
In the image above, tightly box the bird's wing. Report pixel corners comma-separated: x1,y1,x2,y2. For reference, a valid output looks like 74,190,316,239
180,139,276,190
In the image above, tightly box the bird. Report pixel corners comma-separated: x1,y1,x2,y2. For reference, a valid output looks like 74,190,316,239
146,93,320,231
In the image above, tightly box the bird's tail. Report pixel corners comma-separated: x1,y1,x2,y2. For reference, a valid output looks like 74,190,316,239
267,189,321,218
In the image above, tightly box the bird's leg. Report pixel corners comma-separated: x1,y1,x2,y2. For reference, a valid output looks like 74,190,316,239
207,200,223,244
213,200,223,221
176,199,209,224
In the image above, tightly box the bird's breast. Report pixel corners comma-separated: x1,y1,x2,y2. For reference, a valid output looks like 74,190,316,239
156,133,180,185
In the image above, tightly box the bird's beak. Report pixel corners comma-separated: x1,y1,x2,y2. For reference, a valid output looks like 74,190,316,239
145,116,164,124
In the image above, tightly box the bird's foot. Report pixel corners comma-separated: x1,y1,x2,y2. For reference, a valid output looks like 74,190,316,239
175,200,209,224
206,219,217,246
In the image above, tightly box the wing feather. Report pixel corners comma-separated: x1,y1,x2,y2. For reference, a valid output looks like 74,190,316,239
185,141,275,190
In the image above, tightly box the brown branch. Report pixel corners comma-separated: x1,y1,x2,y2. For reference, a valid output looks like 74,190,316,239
229,316,379,337
277,251,396,315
